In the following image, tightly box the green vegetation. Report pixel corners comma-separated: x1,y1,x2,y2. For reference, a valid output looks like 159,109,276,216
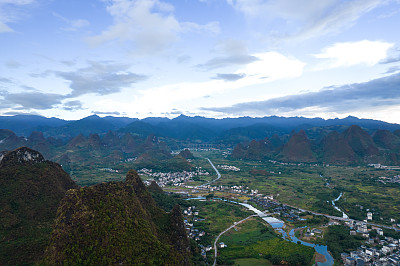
186,151,400,223
218,218,315,265
293,213,329,227
192,200,253,247
43,170,192,265
233,258,273,266
0,147,78,265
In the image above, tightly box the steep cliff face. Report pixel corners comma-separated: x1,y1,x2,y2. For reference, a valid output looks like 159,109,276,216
321,131,356,165
0,147,78,265
0,146,45,165
373,129,400,150
343,125,379,157
279,130,317,162
43,170,191,265
179,148,195,159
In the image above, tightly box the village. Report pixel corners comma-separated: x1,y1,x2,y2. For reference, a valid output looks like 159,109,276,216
376,175,400,185
139,167,210,187
140,162,400,266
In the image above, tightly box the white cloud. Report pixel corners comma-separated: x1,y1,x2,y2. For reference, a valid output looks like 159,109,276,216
128,51,305,114
237,52,305,82
197,39,259,70
0,0,35,33
53,12,90,31
87,0,219,54
0,21,11,32
203,72,400,117
181,21,220,34
55,61,147,97
227,0,388,40
0,0,34,4
87,0,180,53
227,0,337,19
297,0,386,40
314,40,394,68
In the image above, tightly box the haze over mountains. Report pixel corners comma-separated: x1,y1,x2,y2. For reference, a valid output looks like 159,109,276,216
1,114,400,141
1,114,400,166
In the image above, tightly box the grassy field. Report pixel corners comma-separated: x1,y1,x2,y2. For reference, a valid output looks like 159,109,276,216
68,148,400,223
187,150,400,223
217,217,315,265
233,258,272,265
192,200,254,247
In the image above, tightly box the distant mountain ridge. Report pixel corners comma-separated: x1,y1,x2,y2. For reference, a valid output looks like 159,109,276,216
1,114,399,143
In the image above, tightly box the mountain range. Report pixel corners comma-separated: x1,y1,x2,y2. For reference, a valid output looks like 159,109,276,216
2,114,400,166
1,114,400,143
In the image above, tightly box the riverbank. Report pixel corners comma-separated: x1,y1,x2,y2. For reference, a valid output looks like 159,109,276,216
315,253,327,264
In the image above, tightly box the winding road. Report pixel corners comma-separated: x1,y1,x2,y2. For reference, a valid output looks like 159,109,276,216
196,158,221,189
213,215,257,266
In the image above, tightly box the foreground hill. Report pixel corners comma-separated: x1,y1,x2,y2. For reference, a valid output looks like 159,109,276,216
43,170,191,265
0,147,78,265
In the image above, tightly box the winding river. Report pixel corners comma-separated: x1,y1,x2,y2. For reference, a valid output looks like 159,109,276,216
239,203,334,266
331,192,349,219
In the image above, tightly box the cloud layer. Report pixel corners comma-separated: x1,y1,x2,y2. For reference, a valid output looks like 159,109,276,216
56,61,147,97
87,0,219,54
0,61,147,111
204,72,400,116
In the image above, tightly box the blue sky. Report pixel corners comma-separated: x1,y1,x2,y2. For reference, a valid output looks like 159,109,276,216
1,0,400,123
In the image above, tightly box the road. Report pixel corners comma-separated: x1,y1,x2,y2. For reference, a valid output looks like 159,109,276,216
193,158,398,233
283,203,399,231
195,158,221,189
213,215,257,266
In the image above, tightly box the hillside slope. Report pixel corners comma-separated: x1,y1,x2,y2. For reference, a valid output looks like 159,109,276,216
43,170,191,265
0,147,78,265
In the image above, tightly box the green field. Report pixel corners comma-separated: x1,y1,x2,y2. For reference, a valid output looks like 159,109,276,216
186,150,400,223
217,217,315,265
233,258,272,266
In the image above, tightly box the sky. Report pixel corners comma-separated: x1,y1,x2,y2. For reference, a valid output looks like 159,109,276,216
1,0,400,123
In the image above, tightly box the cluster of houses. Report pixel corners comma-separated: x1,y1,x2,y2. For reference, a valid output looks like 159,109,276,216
99,167,119,173
250,196,279,211
342,220,400,265
368,164,400,170
139,168,209,187
376,175,400,185
342,246,400,265
182,206,207,242
217,164,240,171
305,228,324,238
182,205,230,258
268,159,320,167
192,184,248,194
249,195,304,221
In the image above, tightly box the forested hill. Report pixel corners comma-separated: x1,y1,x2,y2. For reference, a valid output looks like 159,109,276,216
0,147,78,264
0,147,192,265
232,125,400,165
43,170,192,265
